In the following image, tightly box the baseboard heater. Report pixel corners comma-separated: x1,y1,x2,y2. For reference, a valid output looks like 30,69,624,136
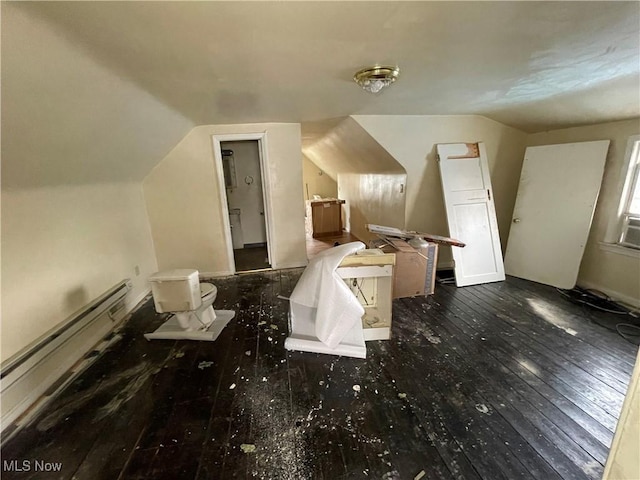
0,279,132,436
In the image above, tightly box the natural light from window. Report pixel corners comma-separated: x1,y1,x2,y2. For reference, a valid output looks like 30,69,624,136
619,138,640,249
627,162,640,214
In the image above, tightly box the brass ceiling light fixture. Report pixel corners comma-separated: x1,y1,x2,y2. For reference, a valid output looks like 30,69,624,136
353,65,400,94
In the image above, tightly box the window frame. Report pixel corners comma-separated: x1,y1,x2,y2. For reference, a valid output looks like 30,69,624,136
615,135,640,249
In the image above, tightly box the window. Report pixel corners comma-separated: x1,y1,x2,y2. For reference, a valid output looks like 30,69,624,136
618,136,640,249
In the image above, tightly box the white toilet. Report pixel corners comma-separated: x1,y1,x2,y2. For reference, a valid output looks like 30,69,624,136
144,269,235,342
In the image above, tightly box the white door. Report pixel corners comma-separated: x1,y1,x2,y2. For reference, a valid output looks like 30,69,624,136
437,143,505,287
505,140,610,289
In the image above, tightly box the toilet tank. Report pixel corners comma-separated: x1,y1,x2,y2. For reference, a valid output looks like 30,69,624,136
148,269,202,313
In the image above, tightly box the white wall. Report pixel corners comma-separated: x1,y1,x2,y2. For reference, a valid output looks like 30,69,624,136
526,118,640,306
338,173,406,243
302,155,337,200
2,4,181,365
143,123,308,275
2,3,193,189
222,141,267,246
1,183,157,363
348,115,528,266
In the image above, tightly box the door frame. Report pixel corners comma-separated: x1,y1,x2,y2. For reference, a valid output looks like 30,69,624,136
212,132,274,274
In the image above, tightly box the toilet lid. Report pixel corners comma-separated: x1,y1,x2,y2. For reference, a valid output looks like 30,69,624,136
200,283,216,298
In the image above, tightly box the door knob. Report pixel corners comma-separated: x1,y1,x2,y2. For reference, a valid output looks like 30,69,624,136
513,218,521,223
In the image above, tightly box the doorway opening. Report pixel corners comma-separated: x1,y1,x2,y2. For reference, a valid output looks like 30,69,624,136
219,139,271,273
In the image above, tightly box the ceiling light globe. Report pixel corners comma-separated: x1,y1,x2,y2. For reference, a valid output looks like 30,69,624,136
354,65,400,94
365,79,386,94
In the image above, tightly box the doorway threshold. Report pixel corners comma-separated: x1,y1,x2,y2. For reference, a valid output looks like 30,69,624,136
236,267,273,275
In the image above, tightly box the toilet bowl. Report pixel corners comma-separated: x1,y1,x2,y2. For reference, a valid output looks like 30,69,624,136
145,270,234,342
173,283,219,331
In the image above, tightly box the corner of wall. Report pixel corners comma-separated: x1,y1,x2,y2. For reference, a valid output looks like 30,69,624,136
142,123,307,274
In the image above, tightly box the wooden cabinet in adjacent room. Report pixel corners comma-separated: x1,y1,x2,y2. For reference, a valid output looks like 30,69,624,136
309,199,345,238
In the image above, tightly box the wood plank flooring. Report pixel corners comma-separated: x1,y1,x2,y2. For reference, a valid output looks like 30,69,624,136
2,271,637,480
234,245,270,272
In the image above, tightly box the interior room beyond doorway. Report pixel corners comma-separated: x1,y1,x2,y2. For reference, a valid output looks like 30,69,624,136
302,156,356,259
221,140,271,272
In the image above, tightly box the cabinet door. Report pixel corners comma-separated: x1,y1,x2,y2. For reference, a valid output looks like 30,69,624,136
312,202,341,237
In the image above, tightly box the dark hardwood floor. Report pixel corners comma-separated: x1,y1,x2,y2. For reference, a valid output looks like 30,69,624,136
233,245,270,272
2,270,638,480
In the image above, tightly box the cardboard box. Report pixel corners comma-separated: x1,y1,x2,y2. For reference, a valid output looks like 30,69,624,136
370,238,438,298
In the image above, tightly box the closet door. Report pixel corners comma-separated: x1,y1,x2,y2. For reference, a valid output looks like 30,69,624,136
505,140,610,289
437,143,505,286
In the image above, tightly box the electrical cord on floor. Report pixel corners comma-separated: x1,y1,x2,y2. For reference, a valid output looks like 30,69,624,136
556,288,631,315
556,286,639,316
616,323,640,343
556,286,640,344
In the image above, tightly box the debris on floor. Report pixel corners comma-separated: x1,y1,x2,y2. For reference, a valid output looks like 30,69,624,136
240,443,256,453
197,361,214,370
4,268,626,480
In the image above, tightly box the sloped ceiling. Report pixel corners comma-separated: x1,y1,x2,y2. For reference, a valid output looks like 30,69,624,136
1,3,194,188
304,117,406,180
2,1,639,187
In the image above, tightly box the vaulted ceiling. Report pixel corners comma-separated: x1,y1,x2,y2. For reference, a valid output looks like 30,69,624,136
3,1,639,187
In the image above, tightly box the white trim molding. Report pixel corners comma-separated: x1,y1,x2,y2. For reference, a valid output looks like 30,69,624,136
598,241,640,259
604,134,640,243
